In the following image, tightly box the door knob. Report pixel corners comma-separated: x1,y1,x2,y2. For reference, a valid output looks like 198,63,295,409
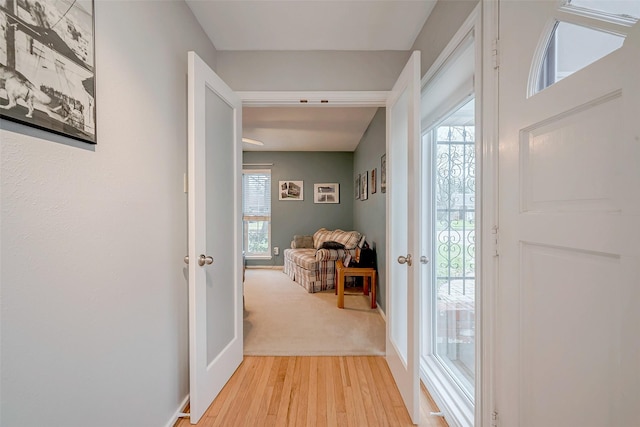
184,255,189,264
420,256,430,264
198,254,214,266
397,254,412,266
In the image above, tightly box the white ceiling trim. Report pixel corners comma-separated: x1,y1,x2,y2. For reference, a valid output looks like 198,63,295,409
238,91,389,107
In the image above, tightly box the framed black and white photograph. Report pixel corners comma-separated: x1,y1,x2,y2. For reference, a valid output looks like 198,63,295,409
314,183,339,204
279,180,303,201
371,168,377,194
0,0,96,144
381,154,387,193
355,174,360,200
360,171,368,200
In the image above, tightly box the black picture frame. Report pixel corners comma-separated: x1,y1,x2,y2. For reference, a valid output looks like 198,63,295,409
0,0,96,144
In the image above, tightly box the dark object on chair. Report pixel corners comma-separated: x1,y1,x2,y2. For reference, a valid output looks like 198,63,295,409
354,246,376,268
321,241,345,250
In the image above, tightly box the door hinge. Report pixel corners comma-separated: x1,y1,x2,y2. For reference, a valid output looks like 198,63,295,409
491,225,499,257
183,173,188,193
492,39,500,70
491,410,499,426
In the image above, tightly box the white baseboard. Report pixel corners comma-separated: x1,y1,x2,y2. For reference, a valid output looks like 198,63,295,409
246,265,284,270
164,395,190,427
376,304,386,321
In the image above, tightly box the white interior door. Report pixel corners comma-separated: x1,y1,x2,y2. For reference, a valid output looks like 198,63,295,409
187,51,243,424
497,3,640,426
386,50,421,424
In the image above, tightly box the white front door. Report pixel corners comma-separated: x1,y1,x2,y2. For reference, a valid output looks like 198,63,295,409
386,50,421,424
496,3,640,426
187,51,243,424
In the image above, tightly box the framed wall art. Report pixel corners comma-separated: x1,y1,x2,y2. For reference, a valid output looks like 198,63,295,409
371,168,377,194
0,0,96,144
279,180,303,200
360,170,368,200
314,183,339,204
381,154,387,193
355,174,360,200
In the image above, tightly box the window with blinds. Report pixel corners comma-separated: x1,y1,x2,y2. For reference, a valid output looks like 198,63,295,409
242,170,271,258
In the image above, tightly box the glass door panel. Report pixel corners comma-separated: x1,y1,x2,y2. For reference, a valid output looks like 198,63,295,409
432,98,476,398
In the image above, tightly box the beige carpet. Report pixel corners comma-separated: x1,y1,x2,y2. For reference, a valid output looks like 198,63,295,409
243,269,386,356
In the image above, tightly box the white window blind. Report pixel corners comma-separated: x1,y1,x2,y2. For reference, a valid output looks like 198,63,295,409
242,170,271,221
242,170,271,257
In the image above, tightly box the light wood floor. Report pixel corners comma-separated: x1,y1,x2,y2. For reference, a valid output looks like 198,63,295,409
175,356,448,427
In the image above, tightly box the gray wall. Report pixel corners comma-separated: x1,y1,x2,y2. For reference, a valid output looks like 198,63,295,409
411,0,479,76
0,1,217,426
217,50,411,91
243,151,355,266
353,108,387,312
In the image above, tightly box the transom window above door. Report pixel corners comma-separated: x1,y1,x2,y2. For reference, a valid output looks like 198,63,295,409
531,0,638,95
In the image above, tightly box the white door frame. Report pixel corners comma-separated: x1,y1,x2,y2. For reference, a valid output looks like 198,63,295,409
238,79,499,426
480,1,499,426
238,91,388,107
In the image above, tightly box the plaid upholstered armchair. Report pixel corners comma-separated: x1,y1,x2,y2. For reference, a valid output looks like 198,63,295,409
283,228,361,293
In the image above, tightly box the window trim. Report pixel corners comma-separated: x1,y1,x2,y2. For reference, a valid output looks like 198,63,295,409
560,0,639,28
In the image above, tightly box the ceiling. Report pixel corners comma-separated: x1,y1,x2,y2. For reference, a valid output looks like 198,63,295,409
184,0,437,151
185,0,435,51
243,106,379,151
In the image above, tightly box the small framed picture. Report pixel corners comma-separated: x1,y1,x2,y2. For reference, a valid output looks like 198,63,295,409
381,154,387,193
360,171,368,200
279,181,304,200
355,174,361,200
314,183,339,204
371,168,377,194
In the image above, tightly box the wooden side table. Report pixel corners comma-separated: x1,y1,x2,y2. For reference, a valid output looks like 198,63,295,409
335,259,377,309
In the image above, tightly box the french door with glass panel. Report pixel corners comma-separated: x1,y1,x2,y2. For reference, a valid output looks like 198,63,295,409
418,12,480,426
422,99,476,427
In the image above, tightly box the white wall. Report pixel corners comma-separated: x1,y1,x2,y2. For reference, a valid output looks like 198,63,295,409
0,1,217,426
217,50,411,91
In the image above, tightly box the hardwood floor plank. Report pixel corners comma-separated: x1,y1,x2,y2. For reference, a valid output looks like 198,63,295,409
344,356,368,426
293,356,310,427
305,356,319,427
374,356,405,408
283,357,301,427
174,356,449,427
219,357,262,426
353,356,377,426
360,356,392,427
208,357,256,426
241,356,274,426
331,356,347,415
268,357,289,415
274,356,296,427
365,356,399,424
316,357,329,427
323,357,338,426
